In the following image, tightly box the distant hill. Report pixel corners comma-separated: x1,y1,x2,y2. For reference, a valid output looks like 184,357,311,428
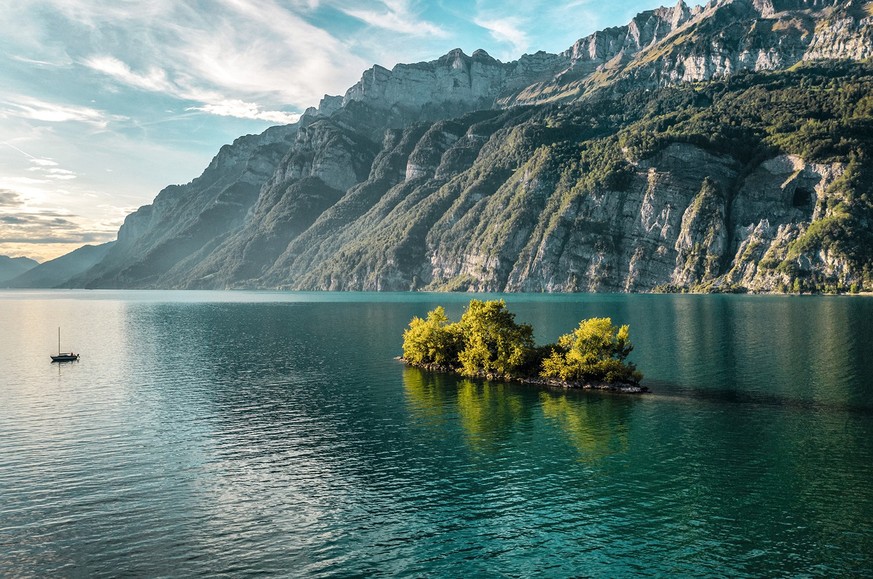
7,242,114,288
0,256,38,285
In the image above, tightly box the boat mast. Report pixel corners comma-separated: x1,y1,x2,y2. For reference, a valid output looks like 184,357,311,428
58,327,61,355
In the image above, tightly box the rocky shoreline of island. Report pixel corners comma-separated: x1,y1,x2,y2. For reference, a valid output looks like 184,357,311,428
397,357,650,394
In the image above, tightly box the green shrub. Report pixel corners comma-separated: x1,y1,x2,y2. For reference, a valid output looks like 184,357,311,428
402,306,463,366
456,299,535,377
540,317,642,384
402,301,642,385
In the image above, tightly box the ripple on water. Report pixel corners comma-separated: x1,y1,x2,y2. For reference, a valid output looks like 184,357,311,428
1,293,873,576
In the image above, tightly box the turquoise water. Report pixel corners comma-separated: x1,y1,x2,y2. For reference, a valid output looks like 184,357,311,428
1,291,872,576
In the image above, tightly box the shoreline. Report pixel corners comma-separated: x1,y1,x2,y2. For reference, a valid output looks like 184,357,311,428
397,357,650,394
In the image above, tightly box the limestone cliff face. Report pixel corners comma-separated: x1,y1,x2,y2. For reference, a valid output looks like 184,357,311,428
71,0,873,293
495,145,851,293
339,48,569,124
504,0,873,105
308,140,854,294
721,155,850,291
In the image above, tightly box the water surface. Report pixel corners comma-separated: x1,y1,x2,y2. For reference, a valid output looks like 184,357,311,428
1,291,871,576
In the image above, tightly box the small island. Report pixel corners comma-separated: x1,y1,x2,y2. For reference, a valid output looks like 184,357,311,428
400,299,647,394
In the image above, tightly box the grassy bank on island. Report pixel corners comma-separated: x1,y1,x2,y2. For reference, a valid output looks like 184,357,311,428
400,299,647,393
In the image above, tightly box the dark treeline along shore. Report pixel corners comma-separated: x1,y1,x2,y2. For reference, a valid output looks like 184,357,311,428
401,299,646,393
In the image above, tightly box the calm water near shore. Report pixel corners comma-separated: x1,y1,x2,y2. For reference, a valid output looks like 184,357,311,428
1,290,872,576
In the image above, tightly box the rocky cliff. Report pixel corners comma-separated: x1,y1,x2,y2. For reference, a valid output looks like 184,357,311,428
68,0,873,293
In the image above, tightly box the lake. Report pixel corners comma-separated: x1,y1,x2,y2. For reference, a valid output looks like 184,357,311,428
1,290,872,577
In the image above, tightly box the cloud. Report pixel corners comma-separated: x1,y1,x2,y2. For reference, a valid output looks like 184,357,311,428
44,168,77,181
187,100,300,124
1,0,378,126
29,158,59,167
54,0,369,115
0,205,110,245
474,16,529,56
22,157,78,181
83,55,175,94
0,189,24,207
0,95,124,128
340,0,447,37
84,52,305,123
0,234,112,244
0,214,75,226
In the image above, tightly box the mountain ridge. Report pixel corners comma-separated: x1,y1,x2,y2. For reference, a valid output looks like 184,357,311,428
0,255,38,285
51,0,873,293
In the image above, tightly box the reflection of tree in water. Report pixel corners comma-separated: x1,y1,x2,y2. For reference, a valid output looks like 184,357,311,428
539,392,634,462
402,367,454,426
402,367,531,452
456,380,528,452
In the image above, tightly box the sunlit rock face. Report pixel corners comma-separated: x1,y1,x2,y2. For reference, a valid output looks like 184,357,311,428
72,0,873,293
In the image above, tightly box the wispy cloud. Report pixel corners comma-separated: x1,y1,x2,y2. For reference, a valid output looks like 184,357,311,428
474,16,529,56
39,0,367,119
188,100,300,124
83,56,175,94
10,54,72,67
29,158,59,167
0,95,124,127
36,168,77,181
20,157,78,181
81,56,300,124
0,204,112,246
340,0,447,37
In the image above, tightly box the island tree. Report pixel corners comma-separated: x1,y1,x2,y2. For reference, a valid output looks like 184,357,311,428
401,300,643,387
401,306,463,367
455,299,534,377
540,317,642,384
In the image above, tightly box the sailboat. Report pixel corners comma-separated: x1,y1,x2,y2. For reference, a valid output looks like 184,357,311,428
51,327,79,362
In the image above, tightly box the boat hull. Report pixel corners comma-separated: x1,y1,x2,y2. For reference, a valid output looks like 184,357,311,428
51,354,79,362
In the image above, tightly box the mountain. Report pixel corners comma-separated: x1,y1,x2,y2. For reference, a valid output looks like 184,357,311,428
69,126,297,288
7,242,114,288
71,0,873,293
0,255,38,285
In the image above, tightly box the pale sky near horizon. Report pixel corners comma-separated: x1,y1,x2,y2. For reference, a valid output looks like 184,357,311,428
0,0,703,262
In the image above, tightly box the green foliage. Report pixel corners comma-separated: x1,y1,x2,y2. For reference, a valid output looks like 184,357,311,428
456,300,535,377
775,152,873,273
617,62,873,164
402,301,642,386
402,300,534,376
541,318,643,385
401,306,463,366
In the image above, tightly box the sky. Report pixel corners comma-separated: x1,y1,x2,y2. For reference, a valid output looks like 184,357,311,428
0,0,699,262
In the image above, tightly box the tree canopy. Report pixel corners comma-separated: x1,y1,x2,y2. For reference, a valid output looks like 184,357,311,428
540,318,642,384
401,299,642,386
456,299,534,377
